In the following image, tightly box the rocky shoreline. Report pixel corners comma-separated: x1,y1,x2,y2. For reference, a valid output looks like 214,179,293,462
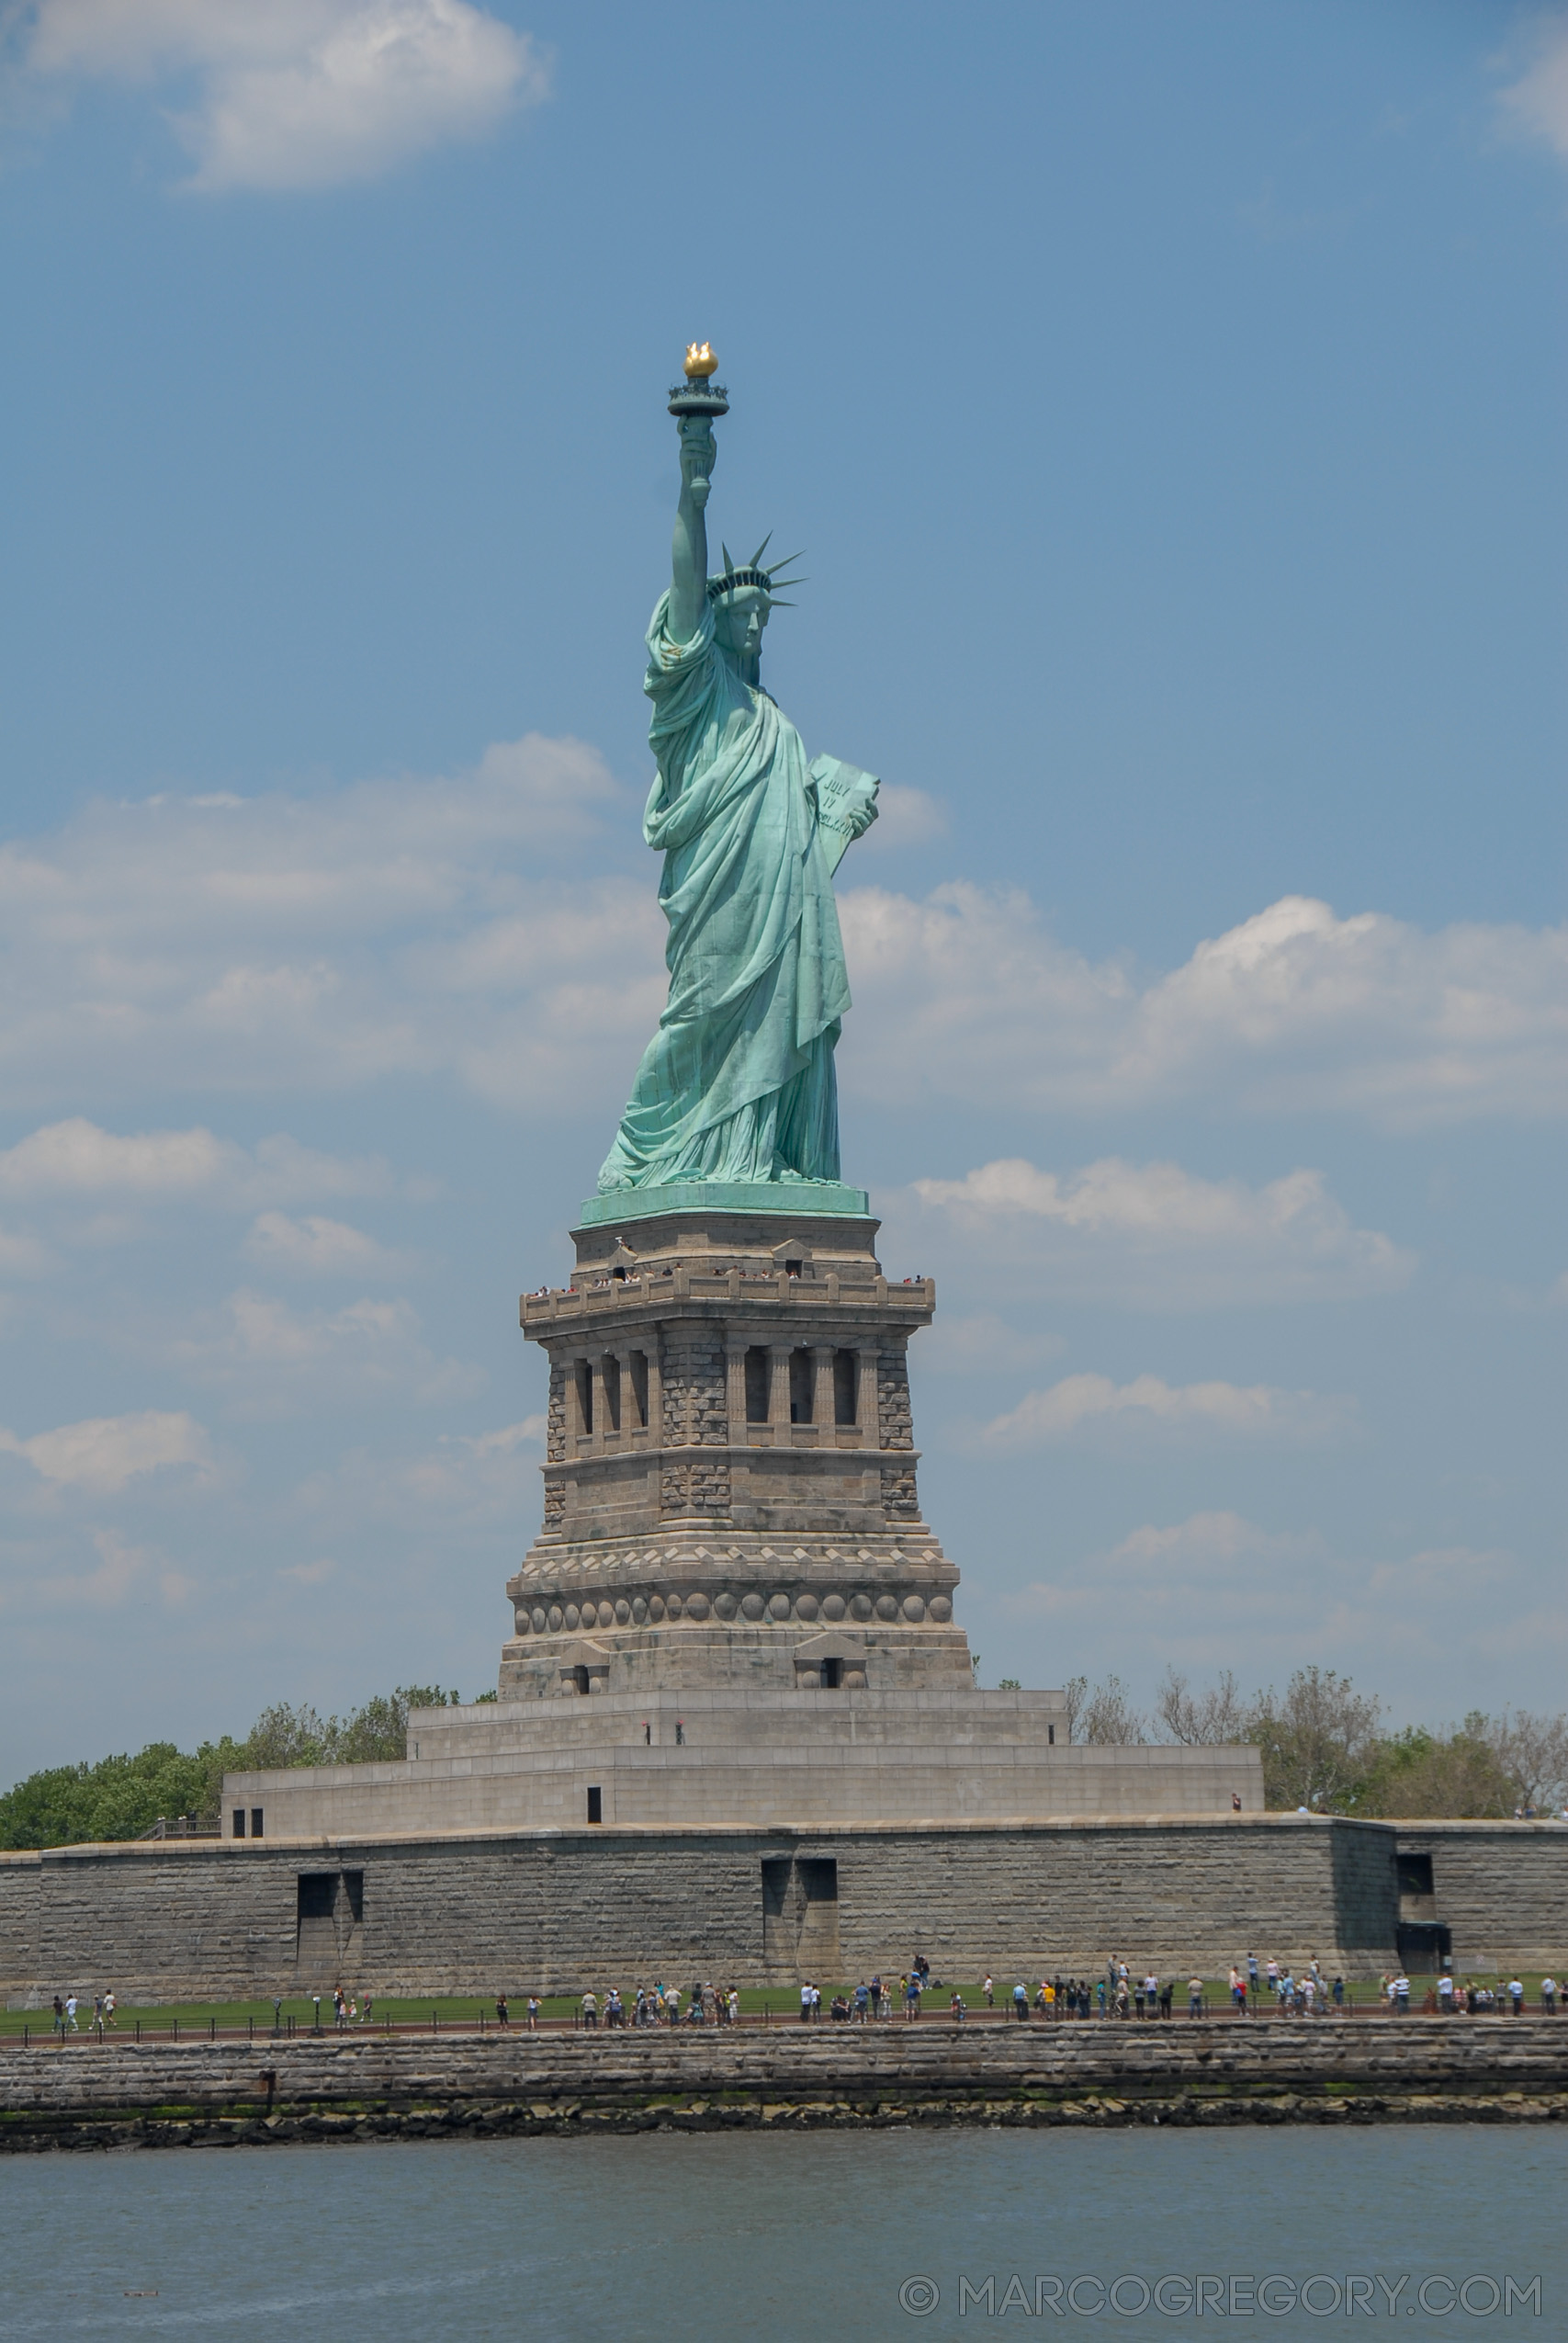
5,2019,1567,2151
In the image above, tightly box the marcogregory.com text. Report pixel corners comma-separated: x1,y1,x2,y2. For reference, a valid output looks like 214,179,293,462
897,2271,1542,2318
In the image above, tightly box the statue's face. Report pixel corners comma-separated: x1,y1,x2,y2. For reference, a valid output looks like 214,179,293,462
713,586,770,668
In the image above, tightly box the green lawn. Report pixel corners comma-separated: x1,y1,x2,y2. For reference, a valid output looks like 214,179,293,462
4,1972,1559,2039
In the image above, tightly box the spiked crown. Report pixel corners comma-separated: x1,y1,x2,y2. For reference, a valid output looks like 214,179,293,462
706,534,807,607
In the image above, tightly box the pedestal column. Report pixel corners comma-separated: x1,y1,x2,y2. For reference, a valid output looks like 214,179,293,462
768,1343,793,1432
857,1348,880,1447
609,1348,633,1444
725,1342,749,1443
646,1341,663,1446
811,1344,836,1430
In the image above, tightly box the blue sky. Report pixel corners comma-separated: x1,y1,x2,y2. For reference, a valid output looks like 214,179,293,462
0,0,1564,1781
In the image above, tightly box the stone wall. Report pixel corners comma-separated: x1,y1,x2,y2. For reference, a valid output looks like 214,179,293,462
830,1821,1384,1982
879,1463,920,1519
874,1350,913,1449
1393,1822,1568,1970
12,1814,1560,2014
220,1706,1255,1837
1331,1811,1402,1951
4,1817,1404,2008
8,2016,1568,2152
0,1858,38,2005
22,1845,294,2009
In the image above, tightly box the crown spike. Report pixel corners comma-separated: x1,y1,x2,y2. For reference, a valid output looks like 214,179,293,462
749,532,773,570
720,542,734,575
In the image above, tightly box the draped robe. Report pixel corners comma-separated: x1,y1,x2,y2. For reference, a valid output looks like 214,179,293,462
596,593,853,1191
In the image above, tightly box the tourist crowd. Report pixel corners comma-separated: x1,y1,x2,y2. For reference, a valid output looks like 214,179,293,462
1398,1972,1558,2016
574,1983,741,2028
39,1956,1562,2036
556,1956,1563,2027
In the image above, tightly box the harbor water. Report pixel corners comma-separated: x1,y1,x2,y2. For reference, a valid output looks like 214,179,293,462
2,2125,1562,2340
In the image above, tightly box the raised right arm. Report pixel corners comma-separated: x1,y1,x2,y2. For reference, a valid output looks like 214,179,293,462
668,416,714,643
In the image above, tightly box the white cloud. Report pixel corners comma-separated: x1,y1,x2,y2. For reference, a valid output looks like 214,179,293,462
1497,17,1568,159
294,1414,544,1527
242,1210,409,1276
0,737,660,1115
449,1415,545,1456
1007,1511,1325,1623
0,1408,215,1492
855,784,948,852
840,886,1568,1128
405,1414,547,1503
0,1118,392,1210
0,1225,53,1276
23,0,547,190
169,1286,481,1414
279,1554,335,1585
993,1516,1551,1698
0,1525,196,1615
80,1527,151,1602
1107,1510,1319,1581
908,1155,1413,1306
0,1117,232,1197
5,757,1566,1133
975,1372,1353,1453
917,1310,1066,1377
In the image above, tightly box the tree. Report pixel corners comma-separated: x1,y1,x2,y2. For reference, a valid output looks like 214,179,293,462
1483,1709,1568,1812
1358,1724,1517,1819
326,1687,456,1764
1064,1673,1146,1745
243,1703,330,1770
1153,1668,1247,1746
1246,1668,1382,1812
243,1686,457,1769
0,1738,243,1851
0,1686,468,1848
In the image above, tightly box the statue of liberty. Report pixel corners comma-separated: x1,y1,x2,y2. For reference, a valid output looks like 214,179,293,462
596,353,878,1196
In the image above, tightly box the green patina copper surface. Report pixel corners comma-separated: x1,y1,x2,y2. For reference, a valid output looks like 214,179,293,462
595,376,878,1201
578,1180,871,1228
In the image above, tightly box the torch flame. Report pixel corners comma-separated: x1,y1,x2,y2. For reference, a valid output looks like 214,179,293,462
683,341,718,379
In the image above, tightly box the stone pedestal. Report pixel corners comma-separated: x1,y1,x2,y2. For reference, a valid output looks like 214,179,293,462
502,1204,968,1700
172,355,1295,1884
222,1190,1267,1846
